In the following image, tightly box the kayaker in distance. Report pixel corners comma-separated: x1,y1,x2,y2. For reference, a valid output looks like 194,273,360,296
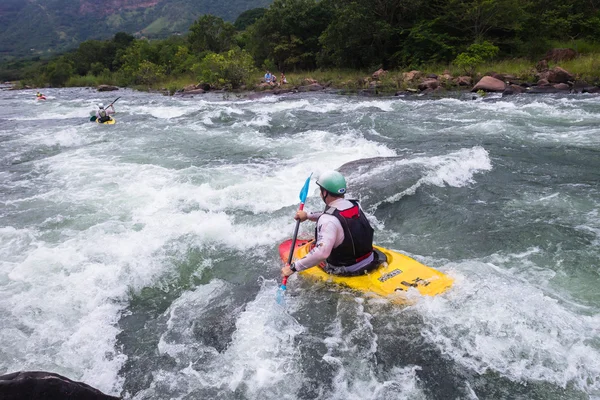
281,171,378,277
96,103,115,123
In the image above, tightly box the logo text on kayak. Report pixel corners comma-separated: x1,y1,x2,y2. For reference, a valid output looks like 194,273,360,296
378,269,402,282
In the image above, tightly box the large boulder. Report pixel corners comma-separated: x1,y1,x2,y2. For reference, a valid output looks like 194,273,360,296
402,70,422,82
97,85,118,92
582,86,600,93
547,67,575,84
472,76,506,92
418,78,439,91
181,88,205,95
0,371,120,400
502,84,525,96
456,76,472,86
372,68,387,80
553,83,571,90
536,59,549,72
297,83,324,92
301,78,318,85
537,78,550,86
545,48,577,62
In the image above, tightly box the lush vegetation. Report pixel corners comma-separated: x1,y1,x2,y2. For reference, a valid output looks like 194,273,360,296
2,0,600,90
0,0,272,60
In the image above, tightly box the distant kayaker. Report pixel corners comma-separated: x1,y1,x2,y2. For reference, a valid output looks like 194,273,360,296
281,170,377,277
96,103,115,123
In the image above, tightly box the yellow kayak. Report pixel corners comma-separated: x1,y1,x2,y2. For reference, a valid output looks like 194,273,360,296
279,239,453,301
96,117,116,125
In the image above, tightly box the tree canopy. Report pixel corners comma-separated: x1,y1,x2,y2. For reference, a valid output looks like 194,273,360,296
2,0,599,85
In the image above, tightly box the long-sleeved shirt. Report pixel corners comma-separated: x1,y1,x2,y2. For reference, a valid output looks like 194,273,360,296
95,107,115,119
293,198,374,272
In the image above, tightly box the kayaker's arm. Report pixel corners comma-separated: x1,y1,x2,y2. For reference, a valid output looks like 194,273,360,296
292,218,338,271
307,211,322,221
294,210,322,222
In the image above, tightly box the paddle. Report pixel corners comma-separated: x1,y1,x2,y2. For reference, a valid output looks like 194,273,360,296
277,173,312,304
90,96,121,122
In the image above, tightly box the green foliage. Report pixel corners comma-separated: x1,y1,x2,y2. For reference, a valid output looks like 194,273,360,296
440,0,528,43
318,0,427,69
395,20,456,67
137,60,166,85
195,48,257,88
5,0,600,90
234,8,267,31
45,57,74,86
550,39,600,55
65,74,104,87
454,41,499,75
248,0,332,71
0,0,272,60
188,15,236,53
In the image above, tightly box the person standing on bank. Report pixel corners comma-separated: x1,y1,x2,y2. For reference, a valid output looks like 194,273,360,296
281,170,378,278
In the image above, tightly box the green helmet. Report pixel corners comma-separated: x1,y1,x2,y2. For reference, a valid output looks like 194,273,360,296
316,170,346,195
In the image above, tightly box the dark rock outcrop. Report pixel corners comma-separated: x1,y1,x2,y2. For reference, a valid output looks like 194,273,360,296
456,76,472,86
97,85,119,92
536,59,549,72
372,69,387,80
298,83,325,92
546,67,575,83
179,88,205,95
418,78,439,91
545,48,577,62
527,86,565,94
582,86,600,93
553,83,570,90
0,371,120,400
502,84,525,96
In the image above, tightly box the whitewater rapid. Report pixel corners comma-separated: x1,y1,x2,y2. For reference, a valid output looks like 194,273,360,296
1,88,599,399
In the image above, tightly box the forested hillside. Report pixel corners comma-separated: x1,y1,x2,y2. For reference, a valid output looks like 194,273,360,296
0,0,273,60
3,0,599,88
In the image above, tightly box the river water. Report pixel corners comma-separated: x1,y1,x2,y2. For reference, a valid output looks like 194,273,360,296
0,87,599,399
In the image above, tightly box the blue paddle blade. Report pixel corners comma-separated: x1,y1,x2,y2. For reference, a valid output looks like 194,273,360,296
276,284,286,305
298,173,312,203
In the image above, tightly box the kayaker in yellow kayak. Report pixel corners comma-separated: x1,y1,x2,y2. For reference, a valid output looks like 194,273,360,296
281,170,378,278
96,103,115,123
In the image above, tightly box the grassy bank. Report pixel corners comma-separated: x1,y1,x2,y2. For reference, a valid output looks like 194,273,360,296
20,53,600,93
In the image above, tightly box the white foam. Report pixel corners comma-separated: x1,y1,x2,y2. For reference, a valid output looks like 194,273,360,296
376,146,492,206
134,281,305,399
416,261,600,394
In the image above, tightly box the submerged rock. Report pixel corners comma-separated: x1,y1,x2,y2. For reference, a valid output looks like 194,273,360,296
0,371,120,400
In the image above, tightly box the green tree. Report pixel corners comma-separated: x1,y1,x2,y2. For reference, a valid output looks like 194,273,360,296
396,19,456,67
234,8,267,31
45,57,74,86
195,48,257,88
137,60,165,85
453,41,499,74
188,15,236,53
248,0,332,71
318,1,393,68
318,0,429,69
440,0,528,43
